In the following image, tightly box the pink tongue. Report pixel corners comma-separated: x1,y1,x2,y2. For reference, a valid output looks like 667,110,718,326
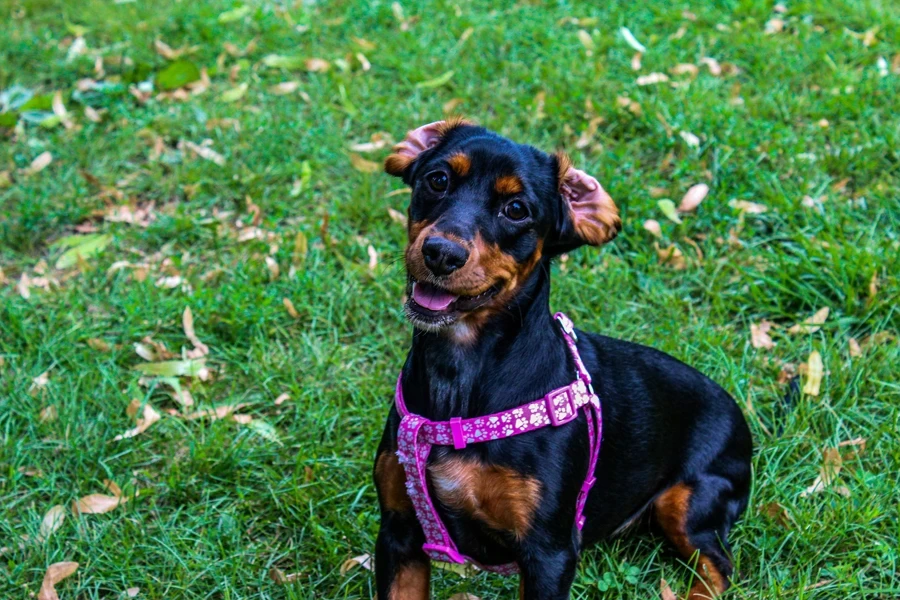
412,282,459,311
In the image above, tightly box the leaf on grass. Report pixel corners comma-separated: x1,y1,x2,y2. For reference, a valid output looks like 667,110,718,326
670,63,699,77
643,219,662,238
388,207,408,227
655,243,686,270
751,321,775,349
183,141,225,166
24,152,53,176
765,18,785,35
270,81,300,95
678,184,708,212
54,234,113,269
303,58,330,72
787,307,829,334
218,5,251,23
125,588,140,598
133,358,207,378
679,131,700,148
577,30,594,53
728,199,767,214
269,567,304,584
340,554,373,575
40,406,58,422
415,70,454,89
220,82,248,102
801,448,844,497
657,199,682,224
283,298,300,318
848,338,861,357
349,132,393,153
182,403,248,421
156,60,201,91
73,492,125,514
274,393,290,406
449,595,480,600
367,245,378,271
636,73,668,86
266,256,280,280
802,351,823,396
661,579,677,600
38,505,66,543
262,54,307,69
246,419,282,445
114,403,162,440
38,561,78,600
350,153,380,173
183,307,209,357
31,370,50,392
619,27,647,52
760,502,791,528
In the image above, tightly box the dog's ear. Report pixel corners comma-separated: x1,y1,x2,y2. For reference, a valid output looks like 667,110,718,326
551,152,621,250
384,121,445,180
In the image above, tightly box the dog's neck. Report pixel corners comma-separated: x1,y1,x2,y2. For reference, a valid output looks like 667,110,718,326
401,260,572,421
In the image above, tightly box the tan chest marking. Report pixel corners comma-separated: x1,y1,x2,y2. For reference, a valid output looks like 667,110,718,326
429,456,541,540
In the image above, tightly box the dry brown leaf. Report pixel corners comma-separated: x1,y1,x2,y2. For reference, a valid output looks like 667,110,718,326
787,307,830,334
24,152,53,176
305,58,331,72
751,321,775,349
729,199,768,214
848,338,861,357
38,561,79,600
31,370,50,393
838,437,866,453
274,393,290,406
761,502,791,527
283,298,300,319
637,72,669,85
643,219,662,238
114,403,162,440
630,52,642,71
265,256,280,280
73,492,125,514
388,207,408,227
679,131,700,148
661,578,677,600
270,81,300,95
125,588,140,597
269,567,304,584
350,153,380,173
367,245,378,271
38,505,66,543
340,553,373,575
86,338,111,352
443,97,464,114
349,132,393,153
670,63,699,77
801,447,842,497
352,37,376,51
231,414,253,424
616,95,642,116
183,307,210,357
183,141,225,166
40,406,58,422
802,351,823,396
52,91,73,129
655,243,686,270
765,18,785,34
449,595,481,600
700,57,722,76
182,403,248,421
678,184,709,212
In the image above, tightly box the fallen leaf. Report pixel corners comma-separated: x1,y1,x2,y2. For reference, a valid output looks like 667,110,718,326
24,152,53,176
182,403,248,421
274,393,290,406
643,219,662,238
761,502,791,527
661,578,677,600
40,406,58,422
415,70,455,89
305,58,331,72
218,5,251,23
270,81,301,95
31,370,50,392
183,141,225,166
156,60,201,90
182,307,210,357
657,199,682,224
801,447,842,497
700,57,722,76
619,26,647,52
637,72,669,85
449,595,481,600
577,30,594,53
73,492,125,514
678,184,708,212
848,338,861,357
114,403,162,440
670,63,699,77
38,505,66,543
133,359,207,378
655,243,686,270
765,18,785,34
246,419,282,444
350,153,380,173
340,553,373,575
220,82,248,103
729,199,768,214
802,351,823,396
443,97,464,114
787,307,829,334
367,245,378,271
265,256,280,280
54,233,113,269
283,298,300,318
38,561,78,600
125,588,140,597
269,567,304,583
751,321,776,349
352,37,376,51
679,131,700,148
388,207,408,227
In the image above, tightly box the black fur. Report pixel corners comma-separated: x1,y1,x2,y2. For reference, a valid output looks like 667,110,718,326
374,124,753,599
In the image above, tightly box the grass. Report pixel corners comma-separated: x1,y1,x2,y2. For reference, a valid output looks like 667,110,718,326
1,0,899,598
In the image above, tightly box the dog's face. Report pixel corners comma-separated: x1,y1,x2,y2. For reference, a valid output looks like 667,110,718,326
385,119,620,337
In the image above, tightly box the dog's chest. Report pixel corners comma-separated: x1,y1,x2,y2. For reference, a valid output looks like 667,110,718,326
427,455,541,540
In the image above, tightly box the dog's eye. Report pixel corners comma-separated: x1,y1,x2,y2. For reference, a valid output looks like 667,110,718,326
503,200,529,221
426,171,449,193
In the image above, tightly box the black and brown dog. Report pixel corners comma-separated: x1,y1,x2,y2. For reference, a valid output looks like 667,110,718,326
373,119,752,600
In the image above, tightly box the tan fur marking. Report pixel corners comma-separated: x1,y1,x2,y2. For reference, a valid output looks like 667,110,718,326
554,151,572,187
436,115,474,136
494,175,524,195
447,152,471,176
388,562,430,600
375,450,413,513
385,153,415,176
654,483,729,600
430,456,541,539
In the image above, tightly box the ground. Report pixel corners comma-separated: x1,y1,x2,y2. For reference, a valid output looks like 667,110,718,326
1,0,899,598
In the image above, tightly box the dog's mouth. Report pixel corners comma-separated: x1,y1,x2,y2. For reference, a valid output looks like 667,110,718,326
405,280,501,328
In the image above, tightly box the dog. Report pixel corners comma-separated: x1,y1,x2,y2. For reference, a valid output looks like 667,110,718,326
373,119,752,600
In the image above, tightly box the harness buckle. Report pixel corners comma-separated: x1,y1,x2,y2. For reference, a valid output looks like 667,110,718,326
546,387,578,426
450,417,467,450
555,313,578,342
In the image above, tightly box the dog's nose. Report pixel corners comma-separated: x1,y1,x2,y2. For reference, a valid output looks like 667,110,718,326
422,236,469,276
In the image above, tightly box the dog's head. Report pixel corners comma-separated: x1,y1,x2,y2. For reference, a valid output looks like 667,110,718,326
385,119,620,336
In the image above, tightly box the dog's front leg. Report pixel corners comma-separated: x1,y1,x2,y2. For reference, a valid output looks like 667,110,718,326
374,443,430,599
518,544,579,600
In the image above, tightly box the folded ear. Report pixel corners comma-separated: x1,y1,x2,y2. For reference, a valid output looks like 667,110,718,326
557,158,621,248
384,121,446,179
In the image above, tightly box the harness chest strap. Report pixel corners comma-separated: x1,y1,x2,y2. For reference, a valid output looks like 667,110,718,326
394,313,603,575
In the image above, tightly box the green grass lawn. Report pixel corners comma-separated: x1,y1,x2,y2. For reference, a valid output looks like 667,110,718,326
2,0,899,598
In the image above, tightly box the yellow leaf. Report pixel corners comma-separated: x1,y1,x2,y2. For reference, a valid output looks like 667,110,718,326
340,553,373,575
802,351,823,396
655,243,686,270
305,58,330,72
848,338,861,357
265,256,280,280
801,447,843,497
350,153,380,173
182,307,209,357
114,403,162,440
38,561,79,600
729,199,767,214
38,505,66,543
24,152,53,176
283,298,300,319
637,72,669,85
787,307,829,334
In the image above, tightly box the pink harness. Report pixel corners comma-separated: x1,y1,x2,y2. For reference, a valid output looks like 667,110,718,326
394,313,603,574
